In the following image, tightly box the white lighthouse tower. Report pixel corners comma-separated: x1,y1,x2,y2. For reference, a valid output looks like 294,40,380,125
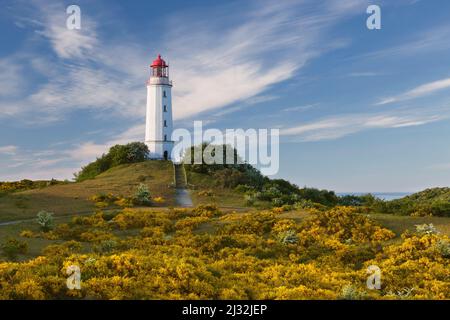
145,54,174,160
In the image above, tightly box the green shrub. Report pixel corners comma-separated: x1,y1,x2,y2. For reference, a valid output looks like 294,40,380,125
277,230,299,245
1,238,28,260
244,194,255,206
272,198,284,207
339,285,367,300
36,210,54,232
436,240,450,258
134,184,151,205
415,223,438,235
94,239,118,253
75,142,149,182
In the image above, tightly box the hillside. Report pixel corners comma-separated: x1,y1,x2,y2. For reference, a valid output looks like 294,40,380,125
379,187,450,216
0,205,449,299
0,161,175,222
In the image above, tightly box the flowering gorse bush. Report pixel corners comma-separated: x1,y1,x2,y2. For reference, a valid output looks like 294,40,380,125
0,205,448,300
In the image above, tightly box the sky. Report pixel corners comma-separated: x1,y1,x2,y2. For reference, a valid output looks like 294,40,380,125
1,0,450,192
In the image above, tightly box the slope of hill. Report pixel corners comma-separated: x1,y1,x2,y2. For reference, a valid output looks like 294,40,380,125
0,161,175,222
380,187,450,216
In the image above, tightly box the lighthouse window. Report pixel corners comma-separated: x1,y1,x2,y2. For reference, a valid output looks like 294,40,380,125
163,90,167,97
164,105,167,112
164,120,167,127
164,135,167,141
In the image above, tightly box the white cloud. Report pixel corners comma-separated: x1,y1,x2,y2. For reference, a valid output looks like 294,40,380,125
0,58,23,97
351,24,450,61
67,123,146,165
168,0,365,119
377,77,450,105
281,107,450,141
35,2,98,60
0,0,365,123
346,72,382,77
0,145,18,155
282,104,319,112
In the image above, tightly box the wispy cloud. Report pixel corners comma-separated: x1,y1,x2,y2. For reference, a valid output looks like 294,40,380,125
282,104,319,112
281,106,450,141
376,77,450,105
168,0,367,119
0,0,366,124
346,72,383,78
0,122,145,181
350,24,450,61
0,58,23,97
0,145,18,155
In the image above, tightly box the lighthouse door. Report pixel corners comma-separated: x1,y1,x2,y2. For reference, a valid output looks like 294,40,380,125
163,151,168,160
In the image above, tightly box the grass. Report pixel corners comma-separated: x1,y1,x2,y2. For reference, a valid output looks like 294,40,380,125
2,159,450,262
2,207,450,262
0,215,72,261
369,213,450,236
185,170,246,208
0,161,175,222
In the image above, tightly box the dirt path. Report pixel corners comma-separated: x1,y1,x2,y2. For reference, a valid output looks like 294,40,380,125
175,189,193,207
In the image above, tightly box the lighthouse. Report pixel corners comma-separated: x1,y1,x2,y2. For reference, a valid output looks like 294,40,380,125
145,54,174,160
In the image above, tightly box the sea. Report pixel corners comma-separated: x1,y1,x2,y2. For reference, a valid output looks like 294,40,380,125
337,192,412,201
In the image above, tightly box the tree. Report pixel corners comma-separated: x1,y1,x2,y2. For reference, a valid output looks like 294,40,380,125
75,142,149,182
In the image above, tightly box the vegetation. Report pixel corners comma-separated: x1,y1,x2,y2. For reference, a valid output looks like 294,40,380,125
134,184,151,206
1,238,28,260
0,161,175,222
75,142,149,182
0,179,67,195
0,142,449,300
36,211,54,232
375,188,450,217
0,205,448,299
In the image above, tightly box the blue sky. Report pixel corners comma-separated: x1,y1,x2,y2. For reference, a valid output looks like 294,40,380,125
1,0,450,192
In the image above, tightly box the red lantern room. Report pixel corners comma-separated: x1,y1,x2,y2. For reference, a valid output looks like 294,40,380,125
151,54,168,78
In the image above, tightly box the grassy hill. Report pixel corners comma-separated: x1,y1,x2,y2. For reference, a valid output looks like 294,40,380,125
0,161,175,222
379,187,450,216
186,169,247,207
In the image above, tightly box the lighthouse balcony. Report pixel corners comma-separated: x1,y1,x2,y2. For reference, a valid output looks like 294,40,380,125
147,77,172,86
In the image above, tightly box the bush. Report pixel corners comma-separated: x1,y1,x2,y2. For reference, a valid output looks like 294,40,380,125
272,198,284,207
192,204,221,217
339,285,366,300
1,238,28,260
244,194,255,206
36,210,54,232
152,196,165,204
415,223,438,235
435,240,450,258
134,184,151,205
20,230,35,238
378,188,450,217
277,230,299,245
197,190,215,197
75,142,149,181
94,239,118,253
